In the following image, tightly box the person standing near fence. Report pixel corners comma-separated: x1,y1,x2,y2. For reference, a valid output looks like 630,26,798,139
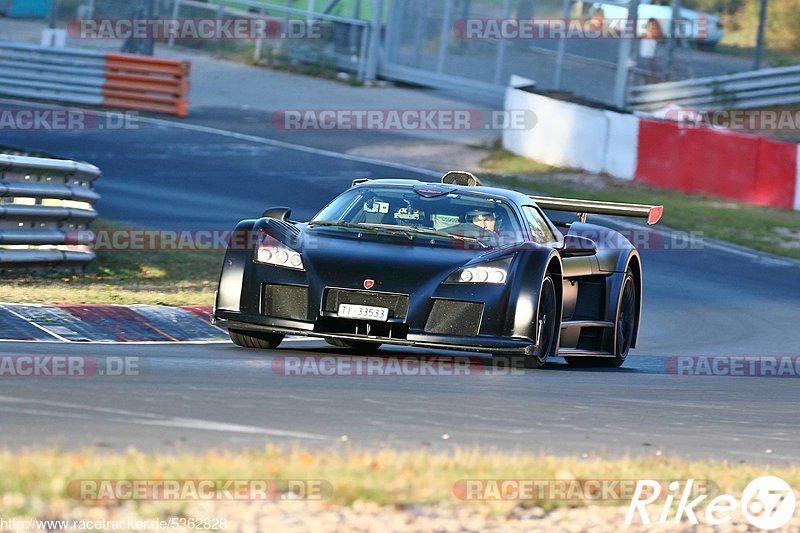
640,18,663,83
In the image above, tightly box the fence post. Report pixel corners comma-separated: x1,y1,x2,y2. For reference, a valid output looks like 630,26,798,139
254,7,265,62
553,0,572,89
665,0,681,80
493,0,512,85
357,24,369,80
168,0,180,48
217,0,225,54
365,0,383,80
753,0,768,70
436,0,455,73
612,0,640,108
412,0,425,68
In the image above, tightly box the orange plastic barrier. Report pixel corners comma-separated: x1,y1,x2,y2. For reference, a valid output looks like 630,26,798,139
102,53,190,117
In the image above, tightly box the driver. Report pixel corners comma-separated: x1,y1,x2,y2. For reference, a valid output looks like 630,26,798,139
466,209,498,233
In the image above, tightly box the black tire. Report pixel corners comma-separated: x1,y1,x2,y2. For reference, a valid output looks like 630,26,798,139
525,275,558,369
229,329,285,350
326,339,383,354
566,270,637,368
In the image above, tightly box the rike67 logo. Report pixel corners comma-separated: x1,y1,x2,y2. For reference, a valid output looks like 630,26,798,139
626,476,796,529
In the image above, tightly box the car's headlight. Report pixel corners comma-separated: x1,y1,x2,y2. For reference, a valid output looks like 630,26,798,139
256,236,304,271
446,258,511,285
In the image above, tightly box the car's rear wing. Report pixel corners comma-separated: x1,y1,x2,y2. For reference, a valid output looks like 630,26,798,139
530,196,664,225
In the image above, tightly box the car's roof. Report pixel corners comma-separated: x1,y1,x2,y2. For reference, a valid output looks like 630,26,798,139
350,179,534,207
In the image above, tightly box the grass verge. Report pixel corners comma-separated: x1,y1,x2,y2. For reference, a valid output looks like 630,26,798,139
480,147,800,261
0,447,797,519
713,43,800,68
3,220,222,306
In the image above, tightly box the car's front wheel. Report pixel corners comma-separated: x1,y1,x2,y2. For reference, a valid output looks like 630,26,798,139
525,275,558,369
229,329,285,350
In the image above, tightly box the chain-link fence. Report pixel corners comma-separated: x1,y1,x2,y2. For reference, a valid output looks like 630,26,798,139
383,0,713,104
47,0,371,80
166,0,371,80
30,0,750,105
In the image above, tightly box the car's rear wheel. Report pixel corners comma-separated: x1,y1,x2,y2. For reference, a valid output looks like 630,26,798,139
326,339,383,354
525,275,558,369
614,272,638,360
566,270,637,368
229,329,285,350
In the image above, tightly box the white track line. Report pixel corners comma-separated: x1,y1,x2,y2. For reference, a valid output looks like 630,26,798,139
0,335,314,345
0,395,329,440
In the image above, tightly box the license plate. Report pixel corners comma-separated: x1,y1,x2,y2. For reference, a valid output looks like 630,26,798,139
338,304,389,322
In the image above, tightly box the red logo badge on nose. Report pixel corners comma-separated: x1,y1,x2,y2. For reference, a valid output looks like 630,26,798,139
363,279,375,290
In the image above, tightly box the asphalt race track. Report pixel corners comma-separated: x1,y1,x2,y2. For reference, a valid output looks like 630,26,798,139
2,102,800,462
0,107,431,227
1,341,798,462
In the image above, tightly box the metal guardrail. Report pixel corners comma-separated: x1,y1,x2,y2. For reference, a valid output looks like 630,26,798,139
0,154,100,272
0,41,191,117
627,65,800,111
0,40,107,107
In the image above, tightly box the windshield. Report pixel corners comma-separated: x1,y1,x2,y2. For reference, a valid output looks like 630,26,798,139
311,186,525,246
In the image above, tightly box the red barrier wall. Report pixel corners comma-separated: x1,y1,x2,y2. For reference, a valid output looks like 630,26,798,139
635,118,798,209
754,138,796,209
679,126,760,198
635,119,683,190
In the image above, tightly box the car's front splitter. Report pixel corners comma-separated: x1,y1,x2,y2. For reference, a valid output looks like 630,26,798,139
214,311,536,355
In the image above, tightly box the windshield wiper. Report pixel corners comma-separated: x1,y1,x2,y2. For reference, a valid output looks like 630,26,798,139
308,221,360,229
377,224,489,249
308,221,413,240
309,221,488,248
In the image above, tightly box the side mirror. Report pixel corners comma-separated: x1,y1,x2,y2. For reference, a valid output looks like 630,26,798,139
561,235,597,257
262,207,292,221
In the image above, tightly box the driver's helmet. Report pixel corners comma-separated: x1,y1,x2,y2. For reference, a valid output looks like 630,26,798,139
465,209,497,225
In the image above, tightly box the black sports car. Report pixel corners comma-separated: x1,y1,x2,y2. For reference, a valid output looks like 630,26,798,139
213,171,663,368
